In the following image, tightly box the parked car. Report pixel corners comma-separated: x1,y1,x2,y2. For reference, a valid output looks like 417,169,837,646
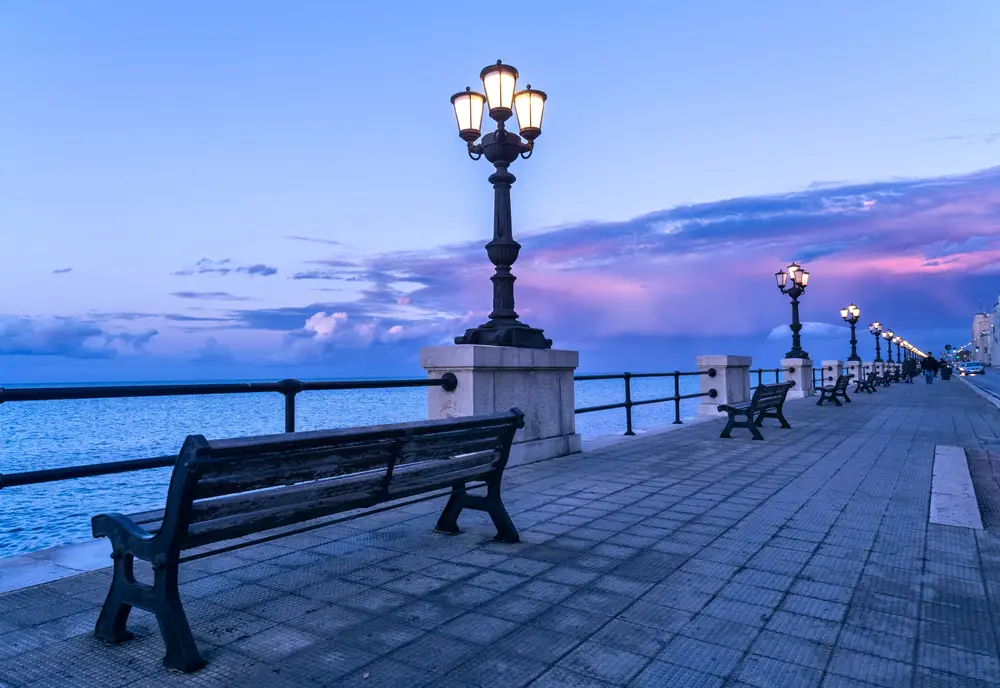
961,362,985,376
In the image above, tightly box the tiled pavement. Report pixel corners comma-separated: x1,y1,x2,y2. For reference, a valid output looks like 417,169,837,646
2,379,1000,687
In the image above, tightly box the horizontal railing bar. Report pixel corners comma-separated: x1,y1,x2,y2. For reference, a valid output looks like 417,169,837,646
573,369,710,382
575,402,626,414
1,454,175,489
630,396,676,407
0,377,450,403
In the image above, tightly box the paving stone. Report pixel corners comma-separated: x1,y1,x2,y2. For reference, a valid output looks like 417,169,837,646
437,612,517,645
732,653,823,688
827,647,914,687
658,635,743,677
630,660,724,687
916,641,1000,680
779,594,848,622
337,657,439,687
837,624,916,663
765,611,841,645
448,648,548,687
749,629,832,670
389,632,480,675
556,640,648,684
676,614,761,652
701,597,773,627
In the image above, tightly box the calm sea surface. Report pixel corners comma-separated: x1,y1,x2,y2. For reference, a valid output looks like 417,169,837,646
0,376,706,557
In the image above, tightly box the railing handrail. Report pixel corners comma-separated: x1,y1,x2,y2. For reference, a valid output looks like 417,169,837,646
0,376,456,404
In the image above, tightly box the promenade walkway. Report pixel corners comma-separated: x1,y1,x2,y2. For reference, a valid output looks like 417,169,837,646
1,379,999,687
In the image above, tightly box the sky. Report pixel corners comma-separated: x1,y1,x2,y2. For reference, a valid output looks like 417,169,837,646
2,1,1000,382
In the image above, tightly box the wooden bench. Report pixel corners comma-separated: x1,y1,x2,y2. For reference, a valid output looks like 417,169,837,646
91,409,525,673
854,372,878,394
817,374,853,406
718,382,794,440
879,371,892,387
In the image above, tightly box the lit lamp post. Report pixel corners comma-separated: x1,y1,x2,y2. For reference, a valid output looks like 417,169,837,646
840,304,861,361
893,336,903,372
450,60,551,349
882,329,895,364
775,262,810,359
869,322,883,363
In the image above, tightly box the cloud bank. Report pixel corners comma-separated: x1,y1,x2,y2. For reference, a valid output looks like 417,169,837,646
10,166,1000,374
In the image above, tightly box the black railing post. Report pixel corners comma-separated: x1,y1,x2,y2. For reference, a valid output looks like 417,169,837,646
623,373,635,436
672,372,682,424
774,369,780,383
278,379,304,433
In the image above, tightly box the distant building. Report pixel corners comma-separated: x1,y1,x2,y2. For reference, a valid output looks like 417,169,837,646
974,306,997,366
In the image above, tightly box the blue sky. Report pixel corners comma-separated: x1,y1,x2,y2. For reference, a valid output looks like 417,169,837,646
2,2,999,381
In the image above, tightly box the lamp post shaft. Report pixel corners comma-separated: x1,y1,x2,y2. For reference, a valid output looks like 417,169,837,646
886,341,894,364
786,291,809,359
874,333,882,362
487,162,519,321
848,322,860,361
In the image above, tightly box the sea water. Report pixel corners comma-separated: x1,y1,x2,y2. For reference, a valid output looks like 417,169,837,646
0,376,703,557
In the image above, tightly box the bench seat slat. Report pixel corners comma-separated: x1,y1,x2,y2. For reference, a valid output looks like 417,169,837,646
206,413,518,458
195,430,505,499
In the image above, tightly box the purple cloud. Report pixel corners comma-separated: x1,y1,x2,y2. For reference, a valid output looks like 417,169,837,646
172,258,277,277
171,291,252,301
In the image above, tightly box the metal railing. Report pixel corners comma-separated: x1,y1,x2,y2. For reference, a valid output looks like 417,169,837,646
0,374,457,490
813,365,834,388
750,368,785,389
574,369,718,436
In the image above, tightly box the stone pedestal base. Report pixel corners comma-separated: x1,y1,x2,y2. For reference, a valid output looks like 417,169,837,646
697,355,750,417
846,360,863,382
782,358,814,398
820,360,844,386
421,345,581,467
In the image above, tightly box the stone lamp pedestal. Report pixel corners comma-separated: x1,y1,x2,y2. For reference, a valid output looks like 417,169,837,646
782,358,815,398
421,345,581,467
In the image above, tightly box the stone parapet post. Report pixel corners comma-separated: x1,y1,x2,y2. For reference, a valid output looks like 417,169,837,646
782,358,814,398
820,360,844,386
421,345,581,467
846,360,863,383
696,355,749,416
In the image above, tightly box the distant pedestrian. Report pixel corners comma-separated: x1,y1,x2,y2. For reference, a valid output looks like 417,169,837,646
902,357,917,383
922,355,939,384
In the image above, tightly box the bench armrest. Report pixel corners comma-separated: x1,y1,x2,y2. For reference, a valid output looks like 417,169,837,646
92,512,159,561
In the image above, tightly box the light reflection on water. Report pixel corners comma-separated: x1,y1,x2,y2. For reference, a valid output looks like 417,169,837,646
0,376,705,557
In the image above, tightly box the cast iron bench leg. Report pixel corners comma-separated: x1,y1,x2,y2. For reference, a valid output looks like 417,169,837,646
95,552,137,645
776,409,791,429
435,485,466,535
486,479,519,543
154,564,204,673
435,481,519,543
720,414,737,438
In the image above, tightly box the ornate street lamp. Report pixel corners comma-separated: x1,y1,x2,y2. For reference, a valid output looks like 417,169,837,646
869,322,883,362
775,262,810,359
840,304,861,361
882,329,895,363
450,61,551,349
893,336,903,364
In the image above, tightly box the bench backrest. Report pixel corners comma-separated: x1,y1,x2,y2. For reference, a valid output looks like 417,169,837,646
156,409,525,550
750,382,794,410
834,374,852,391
